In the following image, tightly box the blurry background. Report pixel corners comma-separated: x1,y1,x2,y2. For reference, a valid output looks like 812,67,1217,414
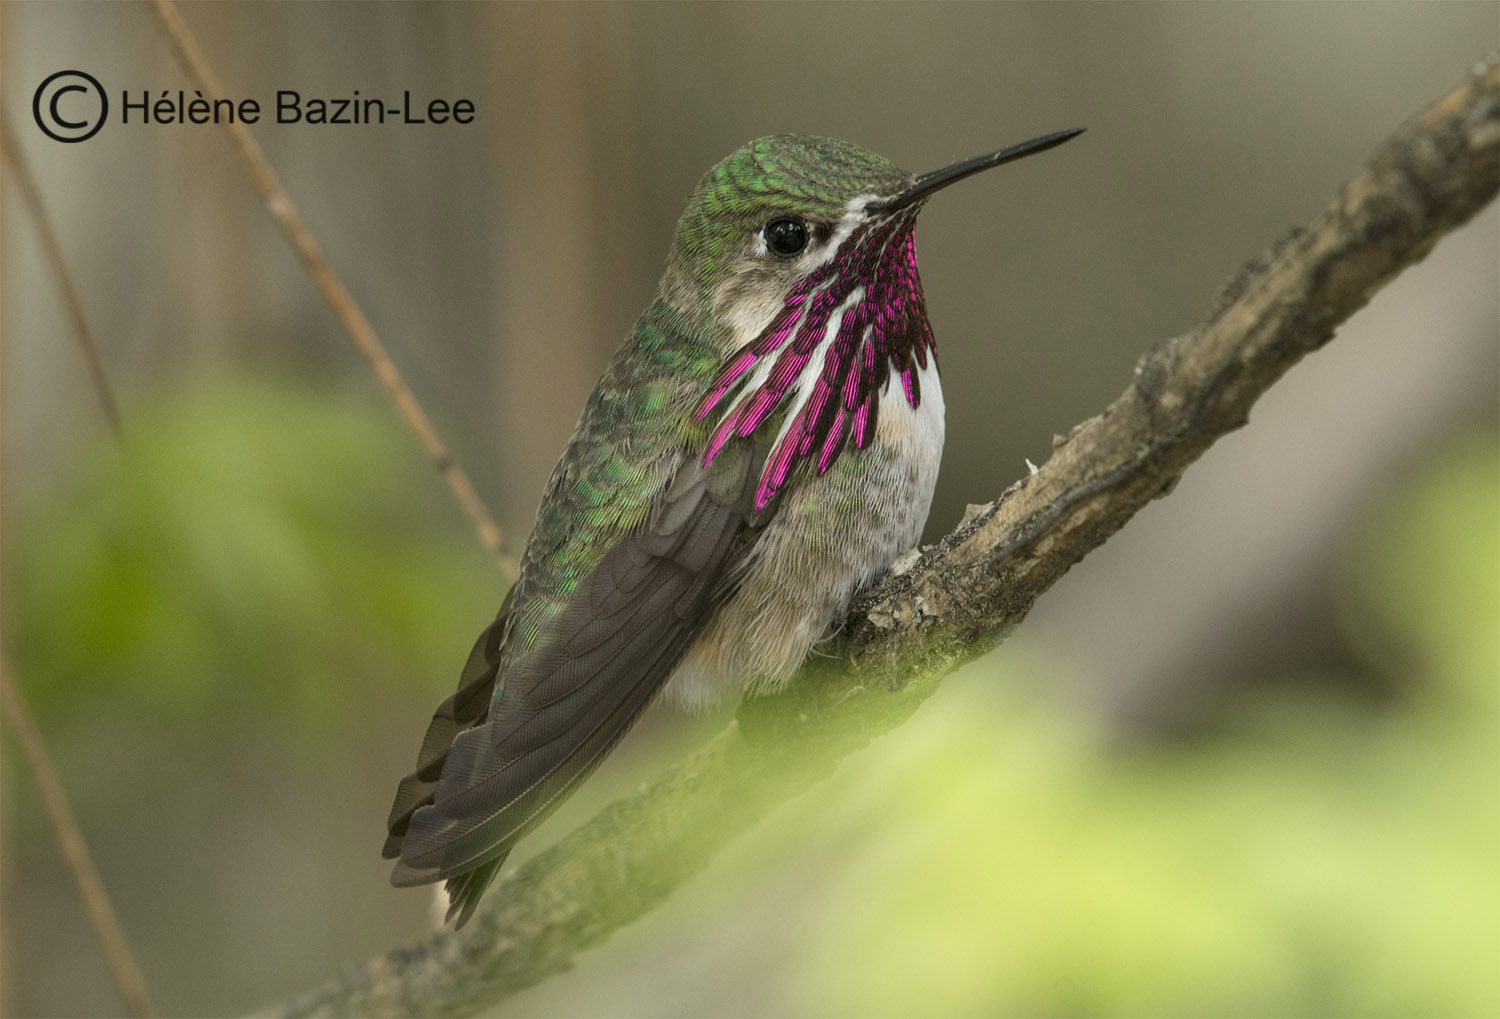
2,3,1496,1016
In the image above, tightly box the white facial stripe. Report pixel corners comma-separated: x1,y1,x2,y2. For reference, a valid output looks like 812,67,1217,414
715,341,778,430
719,194,896,354
712,283,863,444
803,194,877,272
765,286,865,456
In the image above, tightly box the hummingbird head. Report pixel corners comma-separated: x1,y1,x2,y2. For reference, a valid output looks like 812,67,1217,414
660,135,909,329
664,130,1083,511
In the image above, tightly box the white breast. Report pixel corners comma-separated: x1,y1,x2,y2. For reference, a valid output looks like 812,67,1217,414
875,358,945,529
664,357,945,711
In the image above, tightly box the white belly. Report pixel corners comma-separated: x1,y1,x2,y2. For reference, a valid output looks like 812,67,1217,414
664,363,944,710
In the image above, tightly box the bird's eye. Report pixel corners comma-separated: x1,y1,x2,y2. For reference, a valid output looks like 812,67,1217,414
763,218,809,257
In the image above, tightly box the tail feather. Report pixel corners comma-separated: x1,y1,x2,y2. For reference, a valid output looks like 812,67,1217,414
383,595,511,859
444,853,508,928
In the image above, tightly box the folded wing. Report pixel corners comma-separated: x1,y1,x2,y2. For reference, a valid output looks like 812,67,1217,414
384,442,763,925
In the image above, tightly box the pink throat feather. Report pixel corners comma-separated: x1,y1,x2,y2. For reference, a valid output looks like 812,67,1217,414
694,215,938,512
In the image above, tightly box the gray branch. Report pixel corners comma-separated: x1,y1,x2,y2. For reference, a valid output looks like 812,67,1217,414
274,55,1499,1019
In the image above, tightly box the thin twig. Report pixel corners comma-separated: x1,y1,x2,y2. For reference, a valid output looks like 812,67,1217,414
270,54,1499,1019
145,0,516,575
0,112,124,437
0,657,156,1018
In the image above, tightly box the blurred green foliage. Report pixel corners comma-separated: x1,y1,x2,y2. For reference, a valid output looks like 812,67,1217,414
3,376,500,734
4,378,1495,1016
726,432,1498,1017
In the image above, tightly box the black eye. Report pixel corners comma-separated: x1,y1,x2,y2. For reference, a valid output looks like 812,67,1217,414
763,218,809,257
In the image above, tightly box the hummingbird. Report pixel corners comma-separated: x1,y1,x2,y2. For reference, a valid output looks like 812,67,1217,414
384,128,1083,926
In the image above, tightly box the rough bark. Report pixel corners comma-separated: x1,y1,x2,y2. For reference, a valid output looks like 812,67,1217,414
272,55,1499,1019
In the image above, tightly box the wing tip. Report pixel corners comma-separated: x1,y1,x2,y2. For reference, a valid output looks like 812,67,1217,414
389,858,439,888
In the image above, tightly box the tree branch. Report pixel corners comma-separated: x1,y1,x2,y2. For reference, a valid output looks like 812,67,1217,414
272,55,1499,1019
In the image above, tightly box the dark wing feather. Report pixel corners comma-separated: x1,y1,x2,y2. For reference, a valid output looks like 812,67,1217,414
385,442,764,924
382,588,512,858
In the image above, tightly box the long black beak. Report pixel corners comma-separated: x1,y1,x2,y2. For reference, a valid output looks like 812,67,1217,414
873,128,1085,211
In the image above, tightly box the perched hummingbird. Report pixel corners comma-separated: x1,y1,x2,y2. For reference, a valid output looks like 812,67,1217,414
384,129,1083,926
